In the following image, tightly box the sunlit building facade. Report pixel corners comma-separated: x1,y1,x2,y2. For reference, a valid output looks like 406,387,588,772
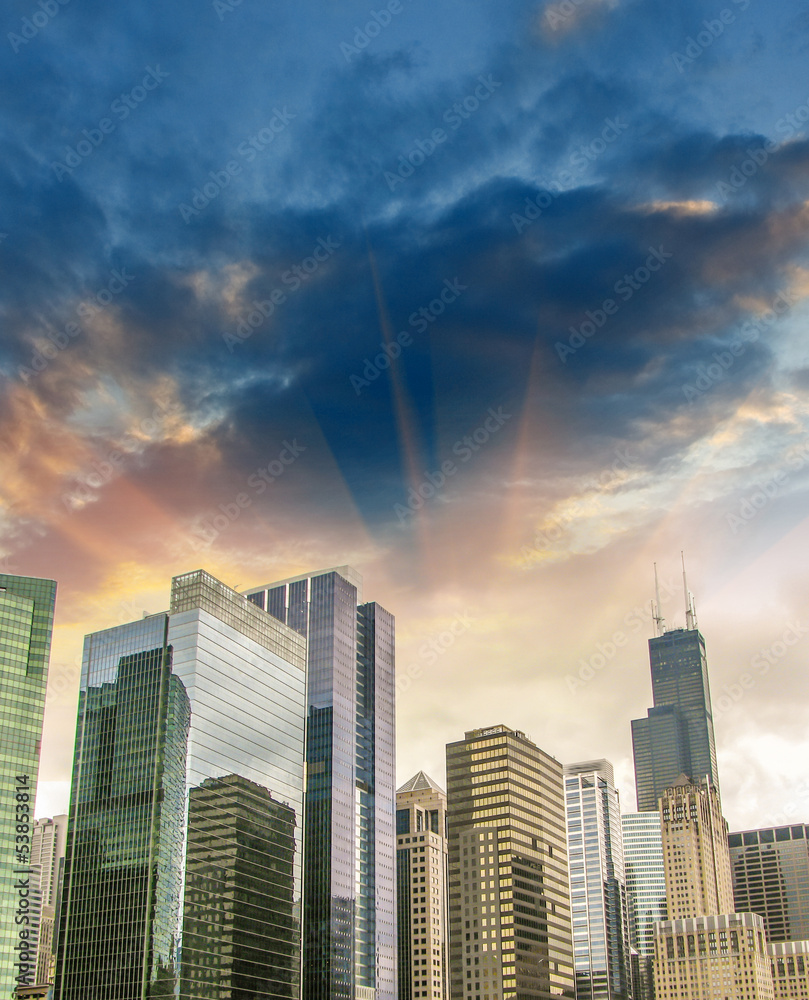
54,570,307,1000
0,573,57,998
446,724,575,1000
396,771,450,1000
30,813,67,985
246,567,396,1000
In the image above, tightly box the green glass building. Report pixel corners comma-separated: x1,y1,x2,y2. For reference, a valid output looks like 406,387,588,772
54,570,307,1000
0,574,57,997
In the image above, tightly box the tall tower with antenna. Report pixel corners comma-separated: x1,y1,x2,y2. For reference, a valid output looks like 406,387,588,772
631,557,719,811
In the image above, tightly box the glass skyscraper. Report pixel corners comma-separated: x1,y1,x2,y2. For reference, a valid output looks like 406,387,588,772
245,567,396,1000
0,573,57,998
621,812,666,1000
563,760,632,1000
54,570,307,1000
631,627,719,812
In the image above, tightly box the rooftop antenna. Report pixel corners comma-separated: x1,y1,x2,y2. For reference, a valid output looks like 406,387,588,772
681,551,696,630
653,562,666,636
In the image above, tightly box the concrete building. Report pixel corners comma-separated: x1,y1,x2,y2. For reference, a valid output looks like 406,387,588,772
446,724,574,1000
769,940,809,999
396,771,449,1000
659,777,733,921
29,814,67,985
621,812,666,1000
729,825,809,943
563,760,632,999
653,912,774,1000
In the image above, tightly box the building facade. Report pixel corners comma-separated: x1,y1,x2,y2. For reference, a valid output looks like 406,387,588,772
0,573,57,997
729,824,809,943
54,569,307,1000
769,940,809,1000
653,913,774,1000
30,814,67,985
446,724,575,1000
632,625,719,813
246,567,396,1000
621,812,667,1000
659,778,734,921
396,771,450,1000
563,760,632,1000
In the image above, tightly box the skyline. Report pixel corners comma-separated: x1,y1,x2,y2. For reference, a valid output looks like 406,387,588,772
2,0,809,836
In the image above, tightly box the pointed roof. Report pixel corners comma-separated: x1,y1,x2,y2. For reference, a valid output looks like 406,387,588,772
397,771,445,796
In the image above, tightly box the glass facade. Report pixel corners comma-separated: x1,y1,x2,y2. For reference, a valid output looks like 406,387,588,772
54,570,307,999
446,724,575,1000
729,824,809,943
246,568,396,1000
0,573,56,997
632,628,718,812
564,762,632,1000
621,813,666,1000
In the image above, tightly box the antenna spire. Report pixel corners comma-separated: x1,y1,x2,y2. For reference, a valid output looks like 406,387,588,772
681,551,696,629
653,563,665,636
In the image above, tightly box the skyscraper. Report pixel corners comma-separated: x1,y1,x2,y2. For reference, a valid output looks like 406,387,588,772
396,771,450,1000
30,814,67,985
563,760,632,1000
621,812,666,1000
446,724,575,1000
631,566,719,812
54,569,307,1000
245,567,396,1000
729,824,809,943
0,573,57,997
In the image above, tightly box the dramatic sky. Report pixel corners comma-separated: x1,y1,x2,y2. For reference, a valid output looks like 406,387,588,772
3,0,809,831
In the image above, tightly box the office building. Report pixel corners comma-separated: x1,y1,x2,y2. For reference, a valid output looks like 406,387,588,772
631,570,719,812
30,814,67,984
246,567,396,1000
0,573,57,998
621,812,666,1000
653,912,774,999
659,777,733,920
396,771,450,1000
563,761,632,1000
769,940,809,999
54,569,307,1000
729,824,809,943
446,724,575,1000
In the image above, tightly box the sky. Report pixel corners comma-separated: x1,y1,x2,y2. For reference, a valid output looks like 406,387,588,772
2,0,809,832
